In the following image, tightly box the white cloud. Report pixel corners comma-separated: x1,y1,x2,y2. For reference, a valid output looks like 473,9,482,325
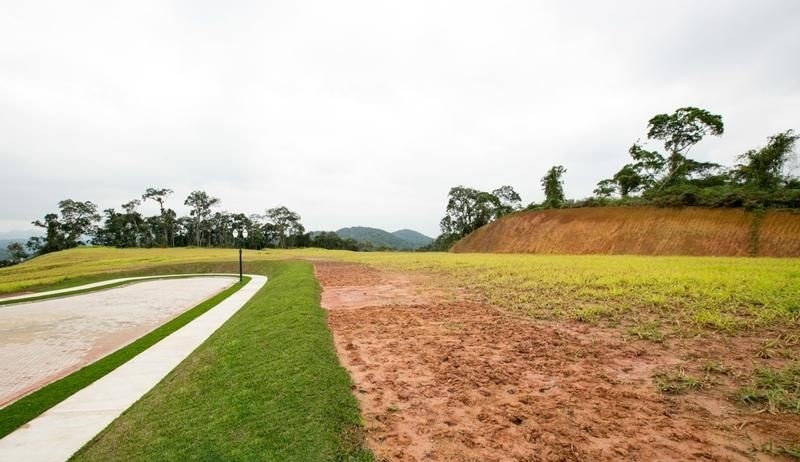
1,0,798,237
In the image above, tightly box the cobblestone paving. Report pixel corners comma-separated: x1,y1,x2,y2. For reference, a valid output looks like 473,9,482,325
0,277,235,408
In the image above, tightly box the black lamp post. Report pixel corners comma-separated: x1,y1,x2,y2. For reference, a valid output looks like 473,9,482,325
234,228,248,282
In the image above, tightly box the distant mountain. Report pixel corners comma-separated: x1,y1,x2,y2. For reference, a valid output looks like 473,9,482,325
335,227,433,250
391,229,434,248
0,229,39,240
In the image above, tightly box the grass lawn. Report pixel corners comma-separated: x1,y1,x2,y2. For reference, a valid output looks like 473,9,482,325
71,260,372,461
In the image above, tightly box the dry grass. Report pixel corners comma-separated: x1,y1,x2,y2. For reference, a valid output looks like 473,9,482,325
280,249,800,333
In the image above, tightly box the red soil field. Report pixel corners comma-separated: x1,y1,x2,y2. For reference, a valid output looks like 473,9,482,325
451,207,800,257
316,261,800,462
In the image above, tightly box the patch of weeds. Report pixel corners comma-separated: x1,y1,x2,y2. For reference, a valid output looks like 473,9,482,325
702,361,730,375
338,425,373,462
784,444,800,459
782,333,800,345
738,362,800,413
681,351,702,361
572,304,611,323
750,441,800,460
627,322,666,343
757,335,799,360
654,368,705,395
692,309,737,332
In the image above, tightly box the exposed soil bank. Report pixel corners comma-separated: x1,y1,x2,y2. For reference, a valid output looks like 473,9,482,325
451,207,800,257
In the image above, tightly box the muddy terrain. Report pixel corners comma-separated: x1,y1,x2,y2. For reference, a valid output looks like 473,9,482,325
315,261,799,462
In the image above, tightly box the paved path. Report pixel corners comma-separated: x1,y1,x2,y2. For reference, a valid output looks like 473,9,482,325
0,274,236,303
0,277,238,407
0,274,267,462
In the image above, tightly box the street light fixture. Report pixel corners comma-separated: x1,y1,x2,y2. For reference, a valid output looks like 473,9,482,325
234,228,248,282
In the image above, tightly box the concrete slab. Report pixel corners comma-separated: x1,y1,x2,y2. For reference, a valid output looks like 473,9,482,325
0,274,235,303
0,274,266,462
0,277,238,407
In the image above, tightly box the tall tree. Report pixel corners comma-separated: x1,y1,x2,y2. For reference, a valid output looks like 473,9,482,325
647,107,723,187
491,185,522,217
142,187,173,247
541,165,567,208
264,206,305,248
29,213,62,254
184,191,220,246
733,130,798,189
30,200,100,254
6,242,29,263
58,199,101,245
94,208,122,247
121,199,144,246
163,208,177,247
247,213,266,249
439,186,501,239
612,164,645,197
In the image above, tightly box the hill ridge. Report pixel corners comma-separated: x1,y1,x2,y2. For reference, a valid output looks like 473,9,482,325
335,226,433,250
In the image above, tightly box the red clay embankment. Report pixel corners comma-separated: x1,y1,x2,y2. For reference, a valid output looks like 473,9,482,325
451,206,800,257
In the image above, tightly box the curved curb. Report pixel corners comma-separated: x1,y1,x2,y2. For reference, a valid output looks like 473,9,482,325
0,273,240,303
0,274,267,462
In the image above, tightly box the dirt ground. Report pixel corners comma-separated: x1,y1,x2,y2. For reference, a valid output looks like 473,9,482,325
315,261,800,462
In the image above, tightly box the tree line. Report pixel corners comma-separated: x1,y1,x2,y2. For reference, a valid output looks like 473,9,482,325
4,106,796,261
432,107,798,249
4,188,337,266
592,107,798,208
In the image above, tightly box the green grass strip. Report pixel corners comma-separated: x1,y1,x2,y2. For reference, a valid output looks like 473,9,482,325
0,277,249,438
71,260,373,462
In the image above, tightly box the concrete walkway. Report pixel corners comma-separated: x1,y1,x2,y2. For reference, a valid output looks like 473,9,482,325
0,274,267,462
0,277,238,407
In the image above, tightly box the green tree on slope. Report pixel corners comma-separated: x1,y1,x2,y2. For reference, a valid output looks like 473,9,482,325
28,199,100,255
733,130,798,190
541,165,567,208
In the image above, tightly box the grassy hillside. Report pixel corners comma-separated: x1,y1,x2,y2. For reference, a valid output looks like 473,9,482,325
451,207,800,257
0,247,276,295
336,226,431,250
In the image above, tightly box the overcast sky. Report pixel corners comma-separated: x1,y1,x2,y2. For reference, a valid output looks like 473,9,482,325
1,0,798,238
